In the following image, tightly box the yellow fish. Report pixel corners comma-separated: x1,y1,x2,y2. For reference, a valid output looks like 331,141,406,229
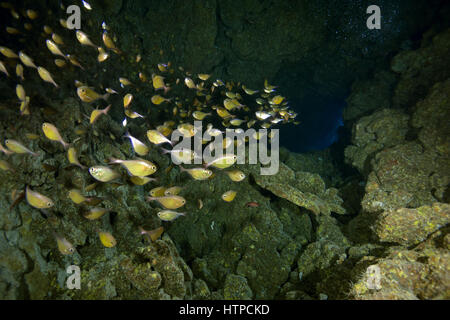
76,30,97,48
229,118,246,126
184,77,196,89
151,94,170,105
109,158,157,177
221,190,237,202
6,26,21,35
26,9,38,19
0,46,18,58
84,207,109,220
51,33,64,45
146,130,172,145
16,63,24,80
205,154,237,169
54,234,75,255
4,139,38,156
68,189,88,204
0,60,9,77
242,85,258,95
67,147,85,169
161,147,197,163
124,132,148,156
102,31,121,54
123,93,133,108
119,77,132,86
192,111,211,120
124,109,145,119
157,63,168,72
89,166,120,182
156,125,173,137
164,186,182,196
16,84,26,101
130,176,155,186
66,54,85,70
19,96,30,116
98,230,117,248
37,66,59,87
97,47,109,62
45,40,66,59
157,210,186,221
180,166,213,180
43,25,53,34
139,226,164,242
152,74,168,92
147,195,186,210
54,59,66,67
77,86,110,103
0,159,14,172
226,169,246,182
42,123,69,149
26,186,54,209
198,73,211,81
90,104,111,124
150,186,167,197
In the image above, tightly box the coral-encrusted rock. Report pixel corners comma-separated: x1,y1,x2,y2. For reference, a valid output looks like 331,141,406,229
344,109,409,175
251,163,346,215
375,203,450,245
350,229,450,300
391,28,450,109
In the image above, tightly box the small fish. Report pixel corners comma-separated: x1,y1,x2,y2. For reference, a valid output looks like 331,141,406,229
161,147,198,163
97,47,109,62
6,26,21,35
26,9,38,19
255,111,272,120
157,210,186,222
119,77,132,86
84,207,109,220
242,85,258,95
152,74,169,92
146,130,172,146
42,123,69,149
43,25,53,34
89,166,120,182
205,154,237,169
4,139,38,156
66,54,84,70
16,84,26,101
229,118,246,126
226,169,246,182
85,182,98,192
123,94,133,108
164,186,182,196
0,46,18,58
108,158,157,177
198,199,203,209
16,63,24,80
150,186,167,197
19,51,37,68
77,86,110,103
198,73,211,81
46,39,66,59
180,166,213,180
67,147,85,169
221,190,237,202
0,60,9,77
192,111,211,120
54,234,76,255
68,189,88,204
245,201,259,208
147,195,186,210
98,230,117,248
102,31,121,54
157,63,168,72
51,33,64,45
184,77,196,89
139,226,164,242
124,132,149,156
26,186,54,209
130,176,155,186
0,159,14,172
76,30,97,48
37,66,59,87
89,104,111,124
9,190,24,211
151,94,171,105
54,59,66,67
270,95,284,105
81,0,92,10
124,109,145,119
105,88,118,94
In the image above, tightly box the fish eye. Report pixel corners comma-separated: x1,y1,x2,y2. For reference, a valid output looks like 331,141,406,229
68,247,75,253
47,202,52,206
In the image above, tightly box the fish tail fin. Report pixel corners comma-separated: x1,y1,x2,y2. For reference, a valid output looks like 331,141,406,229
103,104,111,114
160,147,170,154
108,157,121,164
138,226,146,235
